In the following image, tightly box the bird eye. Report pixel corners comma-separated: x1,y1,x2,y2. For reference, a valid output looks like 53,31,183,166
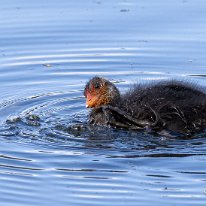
94,82,101,89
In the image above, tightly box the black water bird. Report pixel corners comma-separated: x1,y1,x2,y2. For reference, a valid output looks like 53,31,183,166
84,76,206,136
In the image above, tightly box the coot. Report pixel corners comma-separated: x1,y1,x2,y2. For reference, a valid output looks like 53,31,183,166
84,76,206,135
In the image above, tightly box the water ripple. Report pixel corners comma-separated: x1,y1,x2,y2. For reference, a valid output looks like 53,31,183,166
0,0,206,205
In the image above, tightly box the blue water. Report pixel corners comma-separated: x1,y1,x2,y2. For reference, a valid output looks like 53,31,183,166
0,0,206,205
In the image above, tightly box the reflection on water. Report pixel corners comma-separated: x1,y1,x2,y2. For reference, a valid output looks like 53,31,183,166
0,0,206,206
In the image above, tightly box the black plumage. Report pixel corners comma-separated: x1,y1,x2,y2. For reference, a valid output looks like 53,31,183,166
84,77,206,135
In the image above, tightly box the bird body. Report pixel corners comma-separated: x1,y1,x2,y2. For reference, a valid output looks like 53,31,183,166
84,77,206,135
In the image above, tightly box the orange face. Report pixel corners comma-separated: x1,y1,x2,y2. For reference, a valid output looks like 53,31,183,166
84,78,109,108
84,77,120,108
85,91,99,108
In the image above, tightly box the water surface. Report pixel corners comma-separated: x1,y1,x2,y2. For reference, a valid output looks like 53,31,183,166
0,0,206,205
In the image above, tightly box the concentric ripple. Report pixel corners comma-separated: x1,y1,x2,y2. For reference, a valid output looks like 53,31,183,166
1,0,206,206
